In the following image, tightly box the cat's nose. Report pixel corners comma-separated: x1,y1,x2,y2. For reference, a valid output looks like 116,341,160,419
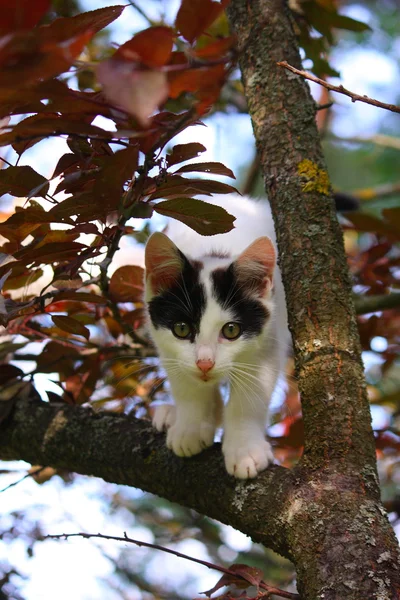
196,359,214,374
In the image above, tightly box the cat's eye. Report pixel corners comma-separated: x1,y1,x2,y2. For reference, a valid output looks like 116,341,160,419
221,322,242,340
172,322,192,339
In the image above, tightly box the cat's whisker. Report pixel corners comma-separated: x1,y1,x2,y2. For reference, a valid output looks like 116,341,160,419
229,370,258,416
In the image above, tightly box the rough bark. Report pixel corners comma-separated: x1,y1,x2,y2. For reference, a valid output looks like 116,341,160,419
227,0,400,598
0,398,296,557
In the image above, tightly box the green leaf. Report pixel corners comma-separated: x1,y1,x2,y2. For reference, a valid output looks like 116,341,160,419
51,315,90,340
154,198,235,235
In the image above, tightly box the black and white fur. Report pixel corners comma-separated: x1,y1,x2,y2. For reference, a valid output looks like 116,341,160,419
145,195,288,479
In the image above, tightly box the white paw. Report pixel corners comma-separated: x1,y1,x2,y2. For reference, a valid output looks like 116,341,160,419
223,439,274,479
167,421,216,457
152,404,176,431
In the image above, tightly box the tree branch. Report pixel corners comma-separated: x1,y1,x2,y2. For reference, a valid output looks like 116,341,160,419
0,398,296,559
277,61,400,114
355,293,400,315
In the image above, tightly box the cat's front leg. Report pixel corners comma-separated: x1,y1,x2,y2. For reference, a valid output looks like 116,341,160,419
223,364,277,479
163,377,221,457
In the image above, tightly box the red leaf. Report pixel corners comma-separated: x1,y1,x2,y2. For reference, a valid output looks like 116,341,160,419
0,7,125,94
174,161,235,178
39,6,126,43
175,0,230,44
0,0,50,34
194,35,235,58
109,266,145,302
51,315,90,340
97,60,168,127
166,142,206,167
168,63,226,99
154,197,235,235
114,26,174,68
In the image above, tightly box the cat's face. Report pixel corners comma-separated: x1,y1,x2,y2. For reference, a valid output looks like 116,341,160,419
145,233,275,384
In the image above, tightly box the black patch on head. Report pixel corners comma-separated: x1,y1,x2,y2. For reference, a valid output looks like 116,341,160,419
212,264,269,338
148,253,205,342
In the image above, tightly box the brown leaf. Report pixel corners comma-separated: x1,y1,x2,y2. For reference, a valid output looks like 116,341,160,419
114,26,174,68
52,291,106,304
14,241,85,265
51,315,90,340
154,198,235,235
0,166,49,198
174,161,235,178
0,365,24,385
122,307,146,329
109,266,145,302
0,117,115,147
202,564,264,597
175,0,230,44
149,175,238,200
345,212,400,240
29,466,57,484
93,146,139,202
1,265,44,292
166,142,206,167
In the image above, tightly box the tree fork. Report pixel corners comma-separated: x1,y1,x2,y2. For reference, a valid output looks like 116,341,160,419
227,0,400,598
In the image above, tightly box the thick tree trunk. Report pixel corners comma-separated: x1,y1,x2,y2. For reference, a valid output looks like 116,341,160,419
227,0,400,598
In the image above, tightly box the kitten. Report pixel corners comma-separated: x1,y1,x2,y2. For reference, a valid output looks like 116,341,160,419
144,194,288,479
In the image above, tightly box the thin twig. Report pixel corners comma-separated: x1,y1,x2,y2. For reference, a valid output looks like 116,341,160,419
126,0,155,26
0,466,45,493
45,532,300,600
277,61,400,115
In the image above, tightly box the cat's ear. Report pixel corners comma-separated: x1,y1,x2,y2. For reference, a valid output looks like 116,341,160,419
145,232,184,294
235,236,276,297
